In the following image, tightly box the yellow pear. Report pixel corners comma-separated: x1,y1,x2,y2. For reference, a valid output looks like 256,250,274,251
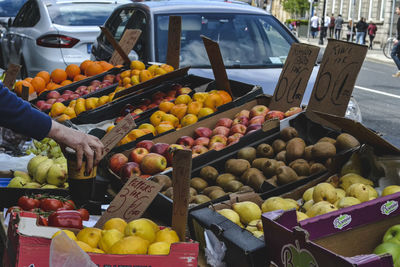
296,211,309,221
339,173,373,191
313,183,337,203
252,231,264,238
124,219,156,243
109,236,149,255
302,199,314,212
306,201,337,217
232,201,261,224
217,209,241,226
346,183,369,202
261,197,297,213
335,188,346,200
337,197,361,208
382,185,400,197
302,187,314,202
366,185,378,198
246,219,262,232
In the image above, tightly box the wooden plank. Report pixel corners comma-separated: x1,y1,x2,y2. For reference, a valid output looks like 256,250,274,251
109,29,142,66
166,16,182,70
100,26,132,66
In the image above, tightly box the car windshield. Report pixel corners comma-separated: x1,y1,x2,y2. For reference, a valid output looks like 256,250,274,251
155,13,293,68
0,0,27,17
47,3,118,26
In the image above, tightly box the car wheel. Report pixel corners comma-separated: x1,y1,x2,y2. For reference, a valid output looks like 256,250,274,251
20,57,28,79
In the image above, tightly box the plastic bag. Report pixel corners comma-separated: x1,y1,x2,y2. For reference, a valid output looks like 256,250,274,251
204,229,227,267
49,232,97,267
0,153,34,171
0,127,29,156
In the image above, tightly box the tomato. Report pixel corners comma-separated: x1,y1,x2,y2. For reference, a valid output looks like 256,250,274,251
63,200,76,210
40,199,63,212
18,196,40,211
77,208,89,221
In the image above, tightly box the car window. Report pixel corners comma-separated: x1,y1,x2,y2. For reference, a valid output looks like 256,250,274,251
0,0,27,17
47,3,118,26
13,0,39,27
155,14,293,68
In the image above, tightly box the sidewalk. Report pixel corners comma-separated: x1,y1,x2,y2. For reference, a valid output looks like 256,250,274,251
298,37,394,65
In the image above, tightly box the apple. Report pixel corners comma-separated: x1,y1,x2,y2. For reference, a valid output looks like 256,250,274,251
103,74,115,82
63,90,74,95
234,110,250,119
136,140,154,151
138,105,148,111
284,107,302,118
109,153,128,174
75,86,87,93
129,147,149,164
192,145,208,157
166,89,177,97
266,110,285,120
164,96,175,101
177,136,195,148
140,153,167,175
383,225,400,245
212,126,230,137
119,162,141,181
209,142,226,151
249,115,265,125
246,124,262,133
171,84,182,91
150,143,170,156
215,118,233,128
194,137,210,147
373,242,400,266
41,103,52,110
133,108,143,114
232,116,249,127
36,100,46,109
249,105,269,118
91,80,101,85
153,98,163,105
69,94,80,100
230,124,247,135
115,74,121,83
194,127,213,138
209,134,227,146
177,87,192,95
142,99,151,105
147,103,158,109
46,98,57,104
228,133,243,144
165,144,185,166
56,98,66,103
46,91,60,100
152,92,166,101
87,85,96,93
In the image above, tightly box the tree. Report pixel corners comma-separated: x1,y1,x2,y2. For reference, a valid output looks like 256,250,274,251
282,0,310,17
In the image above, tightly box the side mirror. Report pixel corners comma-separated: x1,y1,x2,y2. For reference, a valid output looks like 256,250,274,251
7,17,12,28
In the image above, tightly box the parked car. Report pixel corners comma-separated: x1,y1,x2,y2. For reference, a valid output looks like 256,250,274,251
90,0,362,121
0,0,131,77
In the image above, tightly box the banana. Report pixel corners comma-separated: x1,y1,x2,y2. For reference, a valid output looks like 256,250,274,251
34,159,53,184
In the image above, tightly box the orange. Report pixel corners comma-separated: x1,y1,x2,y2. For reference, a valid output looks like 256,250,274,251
85,63,103,77
80,60,93,73
46,83,61,90
73,74,87,82
31,77,46,94
36,71,50,84
65,64,81,80
14,80,34,96
60,80,73,86
51,69,67,84
218,90,233,104
99,61,114,72
24,77,33,83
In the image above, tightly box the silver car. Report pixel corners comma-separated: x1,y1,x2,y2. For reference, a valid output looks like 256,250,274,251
1,0,131,78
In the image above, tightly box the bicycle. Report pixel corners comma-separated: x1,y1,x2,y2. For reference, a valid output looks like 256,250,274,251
383,36,396,59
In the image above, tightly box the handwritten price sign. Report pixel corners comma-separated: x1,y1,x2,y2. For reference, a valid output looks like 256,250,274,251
269,43,320,111
95,177,162,228
307,39,367,117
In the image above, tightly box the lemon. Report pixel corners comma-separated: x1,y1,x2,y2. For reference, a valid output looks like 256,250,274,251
155,228,180,244
52,230,77,241
91,248,105,254
148,241,171,255
103,218,127,234
76,241,93,252
124,219,156,243
135,218,160,233
109,236,149,255
77,228,102,248
98,229,124,253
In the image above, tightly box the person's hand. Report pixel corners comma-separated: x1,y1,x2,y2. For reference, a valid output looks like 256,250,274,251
48,121,104,173
394,39,399,45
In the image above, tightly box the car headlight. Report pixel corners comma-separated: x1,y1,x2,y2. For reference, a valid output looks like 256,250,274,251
345,96,362,123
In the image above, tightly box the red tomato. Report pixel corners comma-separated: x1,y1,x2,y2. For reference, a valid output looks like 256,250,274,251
63,200,76,210
40,199,63,212
77,208,89,221
18,196,40,211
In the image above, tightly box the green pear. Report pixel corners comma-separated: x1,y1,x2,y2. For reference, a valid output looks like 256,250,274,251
13,171,31,183
335,188,346,200
24,182,42,188
337,197,361,209
366,185,378,198
46,164,67,186
33,159,53,184
302,200,314,212
382,185,400,197
313,183,337,204
27,155,48,176
41,184,58,189
7,177,26,188
252,231,264,239
261,197,298,213
246,219,262,232
217,209,242,227
339,173,373,191
232,201,261,224
54,157,67,165
306,201,337,217
302,187,314,202
296,211,309,221
346,183,369,202
340,152,362,176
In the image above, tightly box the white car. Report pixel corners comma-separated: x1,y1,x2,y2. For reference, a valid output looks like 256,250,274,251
1,0,131,77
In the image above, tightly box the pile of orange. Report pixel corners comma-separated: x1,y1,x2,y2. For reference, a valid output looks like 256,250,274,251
14,60,116,96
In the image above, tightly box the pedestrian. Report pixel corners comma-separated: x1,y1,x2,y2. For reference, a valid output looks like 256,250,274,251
323,15,330,39
329,14,335,38
391,6,400,77
367,21,377,49
311,14,319,38
355,17,368,45
334,14,344,40
346,19,355,42
0,82,104,173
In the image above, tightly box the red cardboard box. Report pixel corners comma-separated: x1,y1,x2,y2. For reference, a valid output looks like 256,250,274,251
262,192,400,266
3,212,198,267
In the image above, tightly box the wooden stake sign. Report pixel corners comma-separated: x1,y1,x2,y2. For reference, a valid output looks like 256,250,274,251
100,27,136,66
307,39,367,117
166,16,182,70
269,43,320,111
21,85,37,101
201,35,233,98
94,177,162,228
171,149,193,241
3,63,21,90
108,29,142,66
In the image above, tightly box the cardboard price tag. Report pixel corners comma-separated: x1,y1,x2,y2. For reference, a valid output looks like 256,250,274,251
100,27,133,66
94,177,162,228
269,43,320,111
4,63,21,90
307,39,367,117
100,113,136,156
166,16,182,70
109,29,142,66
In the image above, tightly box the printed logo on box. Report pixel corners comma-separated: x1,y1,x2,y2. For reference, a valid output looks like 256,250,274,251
333,214,352,230
281,240,318,267
381,200,399,216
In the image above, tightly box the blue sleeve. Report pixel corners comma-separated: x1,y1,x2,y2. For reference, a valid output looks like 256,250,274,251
0,82,52,140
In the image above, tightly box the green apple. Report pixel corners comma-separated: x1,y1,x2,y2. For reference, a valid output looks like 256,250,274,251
383,225,400,245
374,242,400,267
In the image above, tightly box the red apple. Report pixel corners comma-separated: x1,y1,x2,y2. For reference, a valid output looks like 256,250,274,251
115,116,124,123
166,89,177,97
69,94,80,100
249,105,270,118
229,124,247,135
119,162,141,181
115,74,121,83
41,103,52,110
147,103,158,109
212,126,230,137
140,153,167,175
194,137,210,147
249,115,265,125
46,91,60,100
177,87,192,95
109,153,128,174
284,107,302,118
46,98,57,104
228,134,242,144
86,85,96,93
35,100,46,109
138,105,148,111
246,130,259,135
55,98,66,103
209,142,226,151
234,110,250,119
75,85,87,92
150,143,170,156
129,147,149,164
215,118,233,128
171,84,182,91
136,140,154,151
142,99,151,105
152,92,166,101
63,90,74,95
266,110,285,120
194,127,213,138
191,145,208,158
176,136,195,148
165,144,185,166
164,96,175,101
232,116,249,127
153,98,163,105
209,134,228,146
246,124,262,133
103,74,115,82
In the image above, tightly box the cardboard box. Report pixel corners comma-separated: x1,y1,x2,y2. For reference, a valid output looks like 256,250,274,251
3,212,199,267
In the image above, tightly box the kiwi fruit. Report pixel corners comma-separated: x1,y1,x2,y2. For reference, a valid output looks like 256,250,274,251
247,169,267,192
288,159,308,168
318,137,336,146
304,145,313,161
216,173,236,187
190,177,208,192
261,159,278,177
225,159,250,176
203,186,223,196
152,174,172,191
276,161,286,168
280,127,298,141
285,137,305,162
311,142,336,159
163,187,173,198
240,168,258,184
225,180,244,192
276,166,299,185
252,158,269,171
336,133,360,151
266,175,278,187
275,151,287,163
190,187,198,196
310,163,327,174
256,143,274,158
200,166,219,183
291,162,310,176
272,139,286,153
237,147,257,163
209,190,227,200
238,185,254,193
192,194,211,204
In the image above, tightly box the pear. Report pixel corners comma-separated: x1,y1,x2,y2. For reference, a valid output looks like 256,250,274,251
34,159,53,184
302,187,314,202
340,153,362,176
302,200,314,212
7,177,26,188
13,171,31,183
217,209,242,227
339,173,373,191
382,185,400,197
346,183,369,202
246,219,262,232
24,182,42,188
335,188,346,200
261,197,298,212
27,155,48,176
366,185,378,198
284,198,300,210
337,197,361,209
296,211,309,221
313,183,337,204
54,157,67,165
232,201,261,224
41,184,58,189
252,231,264,239
306,201,337,217
46,164,67,187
